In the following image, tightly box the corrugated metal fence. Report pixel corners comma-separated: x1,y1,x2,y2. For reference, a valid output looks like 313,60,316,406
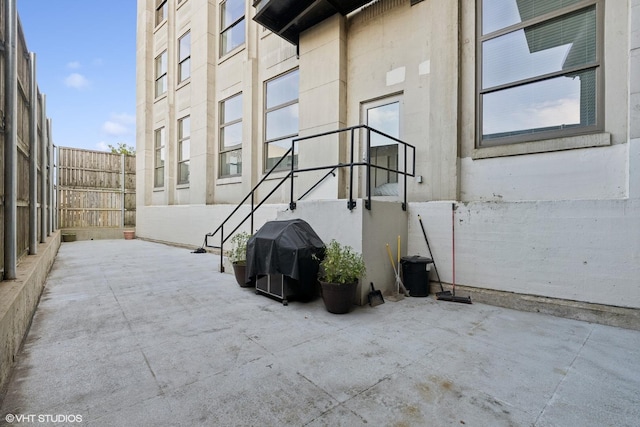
57,148,136,228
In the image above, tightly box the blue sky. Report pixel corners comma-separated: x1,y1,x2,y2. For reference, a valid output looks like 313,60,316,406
17,1,137,152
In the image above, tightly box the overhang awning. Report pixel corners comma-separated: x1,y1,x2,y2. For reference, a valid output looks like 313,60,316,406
253,0,375,45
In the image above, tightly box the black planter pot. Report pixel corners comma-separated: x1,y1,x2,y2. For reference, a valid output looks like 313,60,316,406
320,280,358,314
232,262,254,287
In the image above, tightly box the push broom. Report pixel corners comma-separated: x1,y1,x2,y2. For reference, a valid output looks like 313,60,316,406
436,203,472,304
417,215,451,298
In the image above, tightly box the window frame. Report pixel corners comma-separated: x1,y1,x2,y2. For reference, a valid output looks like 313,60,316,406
178,31,191,83
154,127,165,188
220,0,246,56
155,0,168,27
219,93,243,178
476,0,604,148
177,116,191,185
264,69,299,172
155,50,168,98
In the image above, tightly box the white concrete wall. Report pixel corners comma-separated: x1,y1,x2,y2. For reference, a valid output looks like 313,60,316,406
461,144,628,202
408,200,640,309
278,199,407,304
136,204,283,253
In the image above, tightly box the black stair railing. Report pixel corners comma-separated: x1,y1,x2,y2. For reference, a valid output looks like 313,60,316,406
204,125,415,272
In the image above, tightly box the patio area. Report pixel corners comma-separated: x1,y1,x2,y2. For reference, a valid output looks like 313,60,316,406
1,239,639,426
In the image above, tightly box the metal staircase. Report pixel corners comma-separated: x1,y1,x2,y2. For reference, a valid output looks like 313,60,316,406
203,125,416,272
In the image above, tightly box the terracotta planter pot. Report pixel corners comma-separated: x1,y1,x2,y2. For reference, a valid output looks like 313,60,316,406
232,262,254,287
320,280,358,314
123,230,135,240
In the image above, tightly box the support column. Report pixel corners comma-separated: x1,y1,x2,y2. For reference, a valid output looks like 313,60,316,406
297,14,348,200
4,0,17,279
48,119,54,234
40,94,47,242
29,52,38,254
629,0,640,199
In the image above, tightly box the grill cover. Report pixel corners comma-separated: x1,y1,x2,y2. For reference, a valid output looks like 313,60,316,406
246,219,324,293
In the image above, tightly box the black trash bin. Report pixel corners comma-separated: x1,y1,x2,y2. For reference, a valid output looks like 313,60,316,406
400,255,433,297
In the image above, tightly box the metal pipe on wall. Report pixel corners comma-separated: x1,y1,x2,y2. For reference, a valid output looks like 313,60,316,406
48,118,53,235
40,93,47,242
3,0,18,279
29,52,38,254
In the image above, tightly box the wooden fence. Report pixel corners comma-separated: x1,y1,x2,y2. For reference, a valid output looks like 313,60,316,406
57,148,135,228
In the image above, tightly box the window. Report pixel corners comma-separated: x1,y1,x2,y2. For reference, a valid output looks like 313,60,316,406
155,0,168,26
478,0,602,147
265,70,299,171
155,51,168,97
178,116,190,185
154,127,165,187
179,31,191,83
363,99,401,196
219,93,243,177
220,0,245,55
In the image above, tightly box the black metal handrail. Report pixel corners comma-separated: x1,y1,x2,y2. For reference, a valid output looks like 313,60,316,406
204,125,415,272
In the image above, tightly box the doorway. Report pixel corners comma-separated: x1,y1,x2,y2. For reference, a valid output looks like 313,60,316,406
362,96,401,197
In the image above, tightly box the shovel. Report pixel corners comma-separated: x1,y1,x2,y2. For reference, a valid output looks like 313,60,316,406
368,282,385,307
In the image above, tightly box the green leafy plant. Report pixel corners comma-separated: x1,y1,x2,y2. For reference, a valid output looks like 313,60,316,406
108,142,136,155
318,239,366,285
228,231,251,264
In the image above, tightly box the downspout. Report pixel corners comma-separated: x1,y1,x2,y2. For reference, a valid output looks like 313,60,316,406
40,93,47,242
3,0,17,279
28,52,37,254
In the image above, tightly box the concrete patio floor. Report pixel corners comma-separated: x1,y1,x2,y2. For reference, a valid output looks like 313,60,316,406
1,239,639,426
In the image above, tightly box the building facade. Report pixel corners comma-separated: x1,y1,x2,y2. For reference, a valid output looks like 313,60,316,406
136,0,640,314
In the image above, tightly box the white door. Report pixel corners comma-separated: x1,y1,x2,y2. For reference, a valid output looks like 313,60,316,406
362,97,401,197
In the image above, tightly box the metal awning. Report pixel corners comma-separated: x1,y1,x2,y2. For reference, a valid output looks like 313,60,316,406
253,0,375,45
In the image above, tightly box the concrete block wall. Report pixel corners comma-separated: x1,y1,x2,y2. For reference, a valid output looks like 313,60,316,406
0,232,60,395
407,200,640,310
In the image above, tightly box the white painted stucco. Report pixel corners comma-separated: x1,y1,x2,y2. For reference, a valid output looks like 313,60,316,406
461,144,629,202
408,199,640,309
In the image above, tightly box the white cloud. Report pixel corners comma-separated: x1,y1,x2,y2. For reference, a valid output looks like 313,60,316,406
96,141,110,151
102,113,135,137
64,73,89,89
67,61,81,69
102,121,128,136
111,113,136,125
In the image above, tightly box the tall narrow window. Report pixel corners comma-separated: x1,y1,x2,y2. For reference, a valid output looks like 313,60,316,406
155,0,168,26
220,93,243,177
220,0,245,55
265,69,299,171
178,31,191,83
178,116,190,185
155,51,167,97
478,0,602,146
154,127,165,188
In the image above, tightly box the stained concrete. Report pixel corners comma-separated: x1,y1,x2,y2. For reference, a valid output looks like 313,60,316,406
1,239,639,426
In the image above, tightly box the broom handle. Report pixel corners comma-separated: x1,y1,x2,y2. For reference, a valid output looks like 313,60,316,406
386,243,397,273
452,203,456,292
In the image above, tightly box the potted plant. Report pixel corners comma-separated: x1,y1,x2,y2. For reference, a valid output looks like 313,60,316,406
229,231,253,287
317,239,366,314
